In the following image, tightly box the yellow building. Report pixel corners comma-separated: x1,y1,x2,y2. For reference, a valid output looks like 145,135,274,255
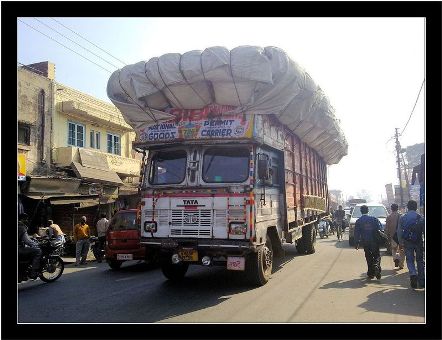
18,62,141,236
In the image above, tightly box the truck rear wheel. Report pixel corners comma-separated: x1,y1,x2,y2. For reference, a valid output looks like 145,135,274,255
246,237,273,286
296,224,316,255
160,255,189,281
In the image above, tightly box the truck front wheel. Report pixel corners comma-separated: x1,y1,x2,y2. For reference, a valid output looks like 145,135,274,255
160,255,189,281
246,237,273,286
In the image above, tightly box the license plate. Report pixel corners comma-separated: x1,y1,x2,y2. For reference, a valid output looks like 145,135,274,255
117,254,133,260
227,256,245,271
178,248,198,262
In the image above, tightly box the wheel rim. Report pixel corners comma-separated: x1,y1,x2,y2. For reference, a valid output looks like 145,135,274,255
41,258,63,280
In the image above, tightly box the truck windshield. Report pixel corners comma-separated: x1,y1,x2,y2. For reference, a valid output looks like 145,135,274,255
202,147,249,183
149,150,187,185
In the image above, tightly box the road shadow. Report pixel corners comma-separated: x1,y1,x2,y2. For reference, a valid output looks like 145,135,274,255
319,271,425,318
97,266,263,322
359,286,425,318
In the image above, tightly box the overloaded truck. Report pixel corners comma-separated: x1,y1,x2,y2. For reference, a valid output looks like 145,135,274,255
107,46,348,285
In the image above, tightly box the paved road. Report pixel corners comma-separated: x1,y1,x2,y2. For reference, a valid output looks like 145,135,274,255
18,232,425,323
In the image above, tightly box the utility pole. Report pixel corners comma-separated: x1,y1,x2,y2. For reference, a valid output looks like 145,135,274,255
394,128,404,208
401,153,411,201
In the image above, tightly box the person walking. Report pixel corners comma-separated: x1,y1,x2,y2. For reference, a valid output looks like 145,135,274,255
95,213,109,263
334,205,345,241
385,204,404,270
74,216,91,266
48,219,66,243
354,205,383,280
398,200,425,289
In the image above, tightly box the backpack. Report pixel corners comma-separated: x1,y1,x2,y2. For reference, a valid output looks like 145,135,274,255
401,214,423,243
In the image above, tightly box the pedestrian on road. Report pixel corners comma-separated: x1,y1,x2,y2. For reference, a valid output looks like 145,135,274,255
385,204,404,270
96,213,109,263
334,205,345,241
398,200,425,289
74,216,91,266
48,219,65,243
354,205,383,280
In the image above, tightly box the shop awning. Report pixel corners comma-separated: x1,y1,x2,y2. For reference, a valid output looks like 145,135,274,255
48,194,100,206
71,161,123,186
118,184,139,196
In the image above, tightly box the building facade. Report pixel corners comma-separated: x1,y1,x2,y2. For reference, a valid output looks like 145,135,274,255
18,62,141,237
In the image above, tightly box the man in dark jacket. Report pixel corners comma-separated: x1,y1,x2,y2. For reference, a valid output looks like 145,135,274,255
398,200,425,289
18,213,42,279
334,205,346,241
354,205,383,280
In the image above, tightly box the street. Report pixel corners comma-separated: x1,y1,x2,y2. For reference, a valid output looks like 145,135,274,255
18,231,425,323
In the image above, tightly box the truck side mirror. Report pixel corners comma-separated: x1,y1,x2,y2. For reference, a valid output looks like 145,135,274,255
257,159,269,180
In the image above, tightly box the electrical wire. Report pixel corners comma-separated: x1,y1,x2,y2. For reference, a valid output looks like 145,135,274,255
50,17,127,66
18,19,113,74
33,17,120,69
401,79,425,136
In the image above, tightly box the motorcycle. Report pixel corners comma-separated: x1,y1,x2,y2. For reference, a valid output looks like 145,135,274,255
89,236,105,263
318,219,331,239
18,237,65,283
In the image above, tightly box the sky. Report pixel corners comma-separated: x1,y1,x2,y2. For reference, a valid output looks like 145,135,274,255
17,17,425,202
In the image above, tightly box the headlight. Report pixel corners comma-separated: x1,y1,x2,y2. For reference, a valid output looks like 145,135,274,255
144,221,157,233
229,222,247,235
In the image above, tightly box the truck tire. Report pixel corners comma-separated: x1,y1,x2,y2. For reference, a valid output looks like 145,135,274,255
349,236,355,247
246,237,273,286
108,260,122,270
296,224,316,255
304,224,316,254
160,256,189,281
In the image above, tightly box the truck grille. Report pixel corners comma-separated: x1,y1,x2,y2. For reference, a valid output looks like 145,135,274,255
170,209,212,238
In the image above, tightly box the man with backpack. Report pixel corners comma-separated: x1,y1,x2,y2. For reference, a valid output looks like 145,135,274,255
354,205,383,280
398,200,425,289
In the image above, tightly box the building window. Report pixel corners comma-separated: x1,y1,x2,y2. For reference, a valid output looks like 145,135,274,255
90,130,101,149
18,123,31,145
68,122,85,147
107,133,120,155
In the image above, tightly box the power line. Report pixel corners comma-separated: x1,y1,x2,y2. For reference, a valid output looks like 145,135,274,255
401,79,425,136
18,19,113,74
33,17,120,69
50,17,127,66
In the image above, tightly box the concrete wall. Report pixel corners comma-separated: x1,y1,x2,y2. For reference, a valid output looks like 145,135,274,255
18,67,54,174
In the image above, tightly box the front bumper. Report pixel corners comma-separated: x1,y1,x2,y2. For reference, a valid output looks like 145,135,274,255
141,237,255,259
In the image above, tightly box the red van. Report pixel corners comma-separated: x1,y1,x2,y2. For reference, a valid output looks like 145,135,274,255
106,209,146,270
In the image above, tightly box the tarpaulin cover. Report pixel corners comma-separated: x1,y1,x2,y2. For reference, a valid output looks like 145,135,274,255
107,46,347,164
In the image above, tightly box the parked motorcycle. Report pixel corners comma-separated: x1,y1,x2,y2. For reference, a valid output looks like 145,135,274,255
318,219,331,239
18,237,65,283
89,236,105,263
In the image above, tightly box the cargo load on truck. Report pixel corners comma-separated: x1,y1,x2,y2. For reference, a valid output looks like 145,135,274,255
107,46,347,164
106,46,348,286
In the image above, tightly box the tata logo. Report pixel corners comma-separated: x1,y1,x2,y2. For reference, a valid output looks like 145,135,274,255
183,200,198,205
